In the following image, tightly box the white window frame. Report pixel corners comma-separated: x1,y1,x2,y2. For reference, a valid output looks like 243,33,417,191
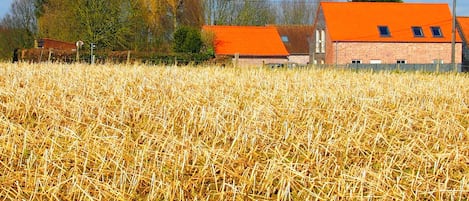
321,30,326,53
370,60,382,64
316,29,326,53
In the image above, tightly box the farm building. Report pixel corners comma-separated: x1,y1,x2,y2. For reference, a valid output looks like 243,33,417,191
313,2,462,65
202,25,289,66
36,38,76,51
274,25,314,65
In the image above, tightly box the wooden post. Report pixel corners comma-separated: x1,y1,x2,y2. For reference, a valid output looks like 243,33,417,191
127,51,131,65
48,49,53,62
234,53,239,68
39,48,43,62
21,49,25,62
76,47,80,63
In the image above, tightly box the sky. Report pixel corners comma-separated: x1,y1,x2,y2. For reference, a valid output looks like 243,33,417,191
0,0,13,19
0,0,468,20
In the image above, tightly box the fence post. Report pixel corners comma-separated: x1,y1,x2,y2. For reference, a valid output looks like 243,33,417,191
234,53,239,68
127,51,131,65
48,49,53,62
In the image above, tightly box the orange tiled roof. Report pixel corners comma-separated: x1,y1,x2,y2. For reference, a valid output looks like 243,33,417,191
320,2,461,43
202,25,289,56
457,17,469,41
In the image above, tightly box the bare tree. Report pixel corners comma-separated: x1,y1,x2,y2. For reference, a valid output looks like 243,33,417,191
0,0,38,59
276,0,318,25
203,0,240,25
235,0,276,26
1,0,38,46
180,0,204,27
203,0,276,26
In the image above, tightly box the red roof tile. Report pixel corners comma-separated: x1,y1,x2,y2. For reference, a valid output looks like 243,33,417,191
320,2,461,43
202,25,289,56
457,17,469,41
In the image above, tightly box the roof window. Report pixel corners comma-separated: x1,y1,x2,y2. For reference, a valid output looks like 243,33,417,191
281,36,289,42
412,26,424,37
431,26,443,37
378,26,391,37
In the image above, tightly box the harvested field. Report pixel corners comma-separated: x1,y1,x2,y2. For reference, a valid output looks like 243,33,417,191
0,63,468,200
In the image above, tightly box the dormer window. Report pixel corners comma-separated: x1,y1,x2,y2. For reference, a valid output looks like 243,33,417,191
431,26,443,37
412,26,424,37
378,26,391,37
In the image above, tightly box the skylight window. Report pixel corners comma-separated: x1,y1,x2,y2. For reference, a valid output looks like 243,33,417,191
378,26,391,37
412,26,424,37
281,36,289,42
431,26,443,37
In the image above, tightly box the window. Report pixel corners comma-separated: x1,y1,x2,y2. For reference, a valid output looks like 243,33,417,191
321,30,325,53
412,27,424,37
281,36,289,42
315,30,320,53
431,26,443,37
378,26,391,37
433,59,444,64
352,60,361,64
370,60,382,64
397,60,407,64
315,29,326,53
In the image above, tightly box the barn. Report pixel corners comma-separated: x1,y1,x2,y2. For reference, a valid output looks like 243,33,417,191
202,25,289,67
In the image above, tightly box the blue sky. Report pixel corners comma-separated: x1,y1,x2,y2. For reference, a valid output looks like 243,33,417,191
0,0,468,20
0,0,14,19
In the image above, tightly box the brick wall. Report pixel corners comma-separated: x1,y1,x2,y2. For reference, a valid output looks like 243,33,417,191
327,42,462,64
288,55,309,65
234,57,289,67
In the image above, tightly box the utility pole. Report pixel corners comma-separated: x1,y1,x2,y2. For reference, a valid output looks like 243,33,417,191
451,0,457,72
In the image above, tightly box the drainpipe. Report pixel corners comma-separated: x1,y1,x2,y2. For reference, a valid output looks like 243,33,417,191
335,41,338,67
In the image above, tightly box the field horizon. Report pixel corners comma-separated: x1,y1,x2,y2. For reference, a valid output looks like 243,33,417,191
0,62,468,200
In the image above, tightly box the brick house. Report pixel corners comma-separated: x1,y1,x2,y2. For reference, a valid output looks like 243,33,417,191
457,17,469,67
313,2,462,65
202,25,289,66
274,25,314,65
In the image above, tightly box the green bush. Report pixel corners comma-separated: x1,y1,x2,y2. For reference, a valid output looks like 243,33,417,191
173,26,203,53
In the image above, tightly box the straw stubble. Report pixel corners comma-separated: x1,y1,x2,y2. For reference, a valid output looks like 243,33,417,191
0,63,467,200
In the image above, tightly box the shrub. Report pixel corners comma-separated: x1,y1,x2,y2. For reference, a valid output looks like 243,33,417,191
172,26,203,53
